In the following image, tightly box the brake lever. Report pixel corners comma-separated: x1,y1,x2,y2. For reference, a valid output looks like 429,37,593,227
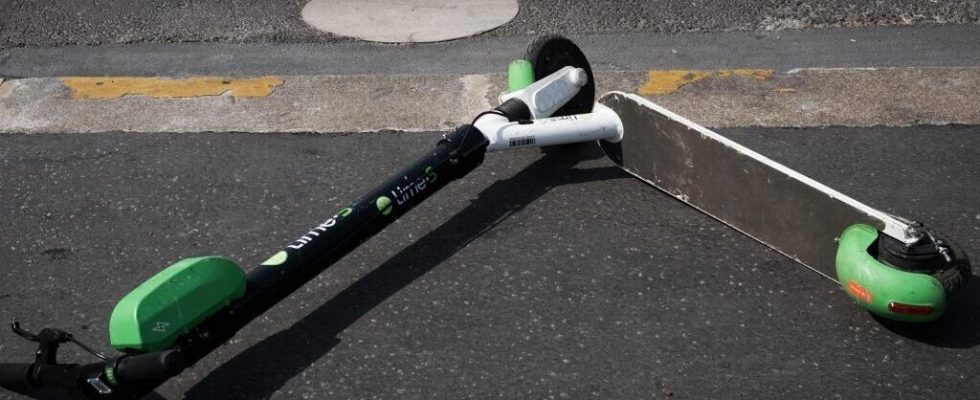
11,320,110,364
11,320,42,342
10,320,75,368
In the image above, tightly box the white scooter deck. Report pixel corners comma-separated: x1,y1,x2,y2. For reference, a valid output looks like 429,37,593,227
597,92,918,280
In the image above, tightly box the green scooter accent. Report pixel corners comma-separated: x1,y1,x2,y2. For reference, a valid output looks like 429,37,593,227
835,224,945,322
508,59,535,92
109,256,246,352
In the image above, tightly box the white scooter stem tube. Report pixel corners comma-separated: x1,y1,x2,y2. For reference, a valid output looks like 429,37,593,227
475,103,624,152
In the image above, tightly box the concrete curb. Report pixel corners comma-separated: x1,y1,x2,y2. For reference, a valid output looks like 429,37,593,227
1,67,979,134
639,67,980,128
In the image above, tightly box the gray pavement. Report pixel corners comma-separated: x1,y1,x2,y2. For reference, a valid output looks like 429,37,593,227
4,25,980,135
1,0,978,48
7,67,980,134
4,25,980,78
1,127,977,399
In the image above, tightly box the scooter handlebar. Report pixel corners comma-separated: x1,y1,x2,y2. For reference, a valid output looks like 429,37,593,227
0,350,184,399
115,350,185,386
0,363,31,391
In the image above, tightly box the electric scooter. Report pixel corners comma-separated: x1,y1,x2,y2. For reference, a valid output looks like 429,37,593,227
0,35,970,399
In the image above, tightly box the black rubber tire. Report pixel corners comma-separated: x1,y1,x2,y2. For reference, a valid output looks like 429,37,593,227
524,35,596,117
876,228,971,297
931,235,971,296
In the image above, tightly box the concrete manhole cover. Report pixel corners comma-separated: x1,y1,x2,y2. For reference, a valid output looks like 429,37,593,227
301,0,519,43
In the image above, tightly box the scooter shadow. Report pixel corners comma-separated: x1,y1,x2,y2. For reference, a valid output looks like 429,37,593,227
183,142,626,399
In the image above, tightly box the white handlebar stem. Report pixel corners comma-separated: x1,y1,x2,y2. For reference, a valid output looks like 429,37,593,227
475,103,623,152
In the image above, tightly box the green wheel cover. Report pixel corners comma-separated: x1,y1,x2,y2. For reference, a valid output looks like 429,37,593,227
835,224,946,322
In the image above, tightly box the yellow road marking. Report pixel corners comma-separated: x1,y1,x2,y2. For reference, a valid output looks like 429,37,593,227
639,69,774,95
63,76,284,99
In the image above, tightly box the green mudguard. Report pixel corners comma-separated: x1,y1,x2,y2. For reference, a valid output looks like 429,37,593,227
109,256,246,352
835,224,945,322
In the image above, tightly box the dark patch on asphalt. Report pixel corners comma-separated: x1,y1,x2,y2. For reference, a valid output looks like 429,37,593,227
0,127,977,399
41,247,71,260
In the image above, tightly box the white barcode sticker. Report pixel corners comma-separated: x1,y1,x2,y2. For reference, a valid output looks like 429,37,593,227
509,136,536,147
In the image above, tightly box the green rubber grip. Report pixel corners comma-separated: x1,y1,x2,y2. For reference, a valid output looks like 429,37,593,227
508,59,535,92
835,224,945,322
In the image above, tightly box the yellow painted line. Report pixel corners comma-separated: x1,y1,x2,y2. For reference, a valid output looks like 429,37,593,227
639,69,774,95
62,76,284,99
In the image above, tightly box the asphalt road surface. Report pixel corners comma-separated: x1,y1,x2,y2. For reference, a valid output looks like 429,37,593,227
1,126,977,399
1,0,978,47
5,25,980,78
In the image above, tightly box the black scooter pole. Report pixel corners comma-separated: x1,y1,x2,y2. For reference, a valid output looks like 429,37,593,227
178,124,490,365
0,125,492,399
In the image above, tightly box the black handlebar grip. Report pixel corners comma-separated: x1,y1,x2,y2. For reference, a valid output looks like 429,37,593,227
115,350,185,385
0,363,31,390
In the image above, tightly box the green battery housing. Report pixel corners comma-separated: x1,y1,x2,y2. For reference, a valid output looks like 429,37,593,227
109,256,246,352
